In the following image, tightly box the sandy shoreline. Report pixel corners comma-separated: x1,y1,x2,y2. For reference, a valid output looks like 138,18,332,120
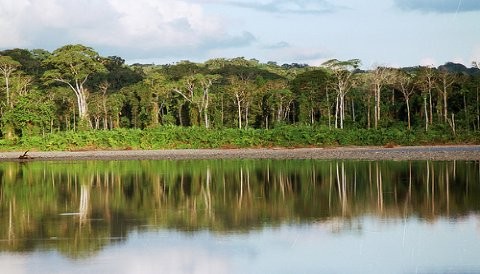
1,145,479,161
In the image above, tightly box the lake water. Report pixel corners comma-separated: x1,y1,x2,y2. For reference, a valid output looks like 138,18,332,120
0,159,479,274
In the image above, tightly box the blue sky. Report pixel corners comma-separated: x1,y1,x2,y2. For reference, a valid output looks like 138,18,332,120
0,0,479,68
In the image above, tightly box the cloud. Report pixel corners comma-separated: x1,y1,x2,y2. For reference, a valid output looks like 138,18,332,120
420,57,438,67
262,44,331,64
263,41,290,49
472,45,480,63
394,0,480,13
0,0,252,59
222,0,341,14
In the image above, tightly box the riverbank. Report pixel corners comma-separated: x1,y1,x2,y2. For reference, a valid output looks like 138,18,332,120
1,145,479,162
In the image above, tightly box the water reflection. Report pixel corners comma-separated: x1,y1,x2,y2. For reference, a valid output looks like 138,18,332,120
0,160,479,260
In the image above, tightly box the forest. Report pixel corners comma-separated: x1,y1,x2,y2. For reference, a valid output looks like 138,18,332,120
0,44,479,149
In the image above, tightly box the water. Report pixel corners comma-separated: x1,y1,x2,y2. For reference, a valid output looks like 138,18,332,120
0,160,479,273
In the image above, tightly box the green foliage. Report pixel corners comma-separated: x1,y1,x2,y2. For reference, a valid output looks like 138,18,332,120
1,126,478,151
1,44,480,146
1,90,55,136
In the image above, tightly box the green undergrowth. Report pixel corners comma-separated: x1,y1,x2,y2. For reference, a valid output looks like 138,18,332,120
0,125,478,151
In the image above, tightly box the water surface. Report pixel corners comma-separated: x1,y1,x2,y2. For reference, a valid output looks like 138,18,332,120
0,160,479,273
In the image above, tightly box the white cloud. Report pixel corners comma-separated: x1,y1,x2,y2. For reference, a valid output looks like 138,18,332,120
263,41,290,49
104,0,221,48
262,44,331,65
420,57,438,67
394,0,480,13
222,0,341,14
0,0,252,59
471,45,480,64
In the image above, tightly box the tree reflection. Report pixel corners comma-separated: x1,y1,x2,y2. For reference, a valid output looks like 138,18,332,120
0,159,479,258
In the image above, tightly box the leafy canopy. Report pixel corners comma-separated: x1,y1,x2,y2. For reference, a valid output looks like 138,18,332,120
42,44,106,85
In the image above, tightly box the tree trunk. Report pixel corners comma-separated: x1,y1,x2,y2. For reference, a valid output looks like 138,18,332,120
221,94,224,127
477,87,479,130
424,96,428,132
375,87,381,129
203,87,209,128
236,95,242,129
339,92,345,129
443,86,448,123
334,94,339,129
367,93,371,129
76,86,90,127
374,84,380,129
310,107,314,125
351,98,355,122
463,92,468,129
204,107,209,129
406,97,411,130
5,74,11,108
326,88,331,128
429,89,433,125
152,101,159,126
245,103,250,129
102,96,108,130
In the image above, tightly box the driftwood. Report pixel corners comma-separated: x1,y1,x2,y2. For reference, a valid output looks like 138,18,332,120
18,150,34,160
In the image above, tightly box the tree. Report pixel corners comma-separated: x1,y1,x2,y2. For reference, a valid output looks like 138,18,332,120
42,45,106,127
1,90,55,136
417,66,436,129
0,48,45,77
323,59,360,129
227,75,256,129
393,69,415,130
144,71,173,126
0,56,21,108
196,74,221,128
264,79,292,126
290,69,330,126
368,66,392,129
436,68,456,123
103,56,143,90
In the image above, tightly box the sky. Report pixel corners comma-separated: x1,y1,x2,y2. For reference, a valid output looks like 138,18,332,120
0,0,479,68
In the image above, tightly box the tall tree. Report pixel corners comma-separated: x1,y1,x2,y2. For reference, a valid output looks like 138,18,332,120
393,69,415,130
227,75,256,129
42,45,106,127
368,66,392,129
323,59,360,129
0,56,21,108
264,79,292,125
196,74,221,128
144,71,173,126
417,66,436,129
290,69,330,126
436,68,456,123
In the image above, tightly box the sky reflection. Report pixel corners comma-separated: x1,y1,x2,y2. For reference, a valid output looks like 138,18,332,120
1,215,479,274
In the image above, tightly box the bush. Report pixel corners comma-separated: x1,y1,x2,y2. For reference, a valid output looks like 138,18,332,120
0,125,478,152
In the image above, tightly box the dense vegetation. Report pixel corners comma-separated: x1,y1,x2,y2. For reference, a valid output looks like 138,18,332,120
1,44,479,149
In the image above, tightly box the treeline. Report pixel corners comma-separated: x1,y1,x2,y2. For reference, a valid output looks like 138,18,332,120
1,44,480,139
